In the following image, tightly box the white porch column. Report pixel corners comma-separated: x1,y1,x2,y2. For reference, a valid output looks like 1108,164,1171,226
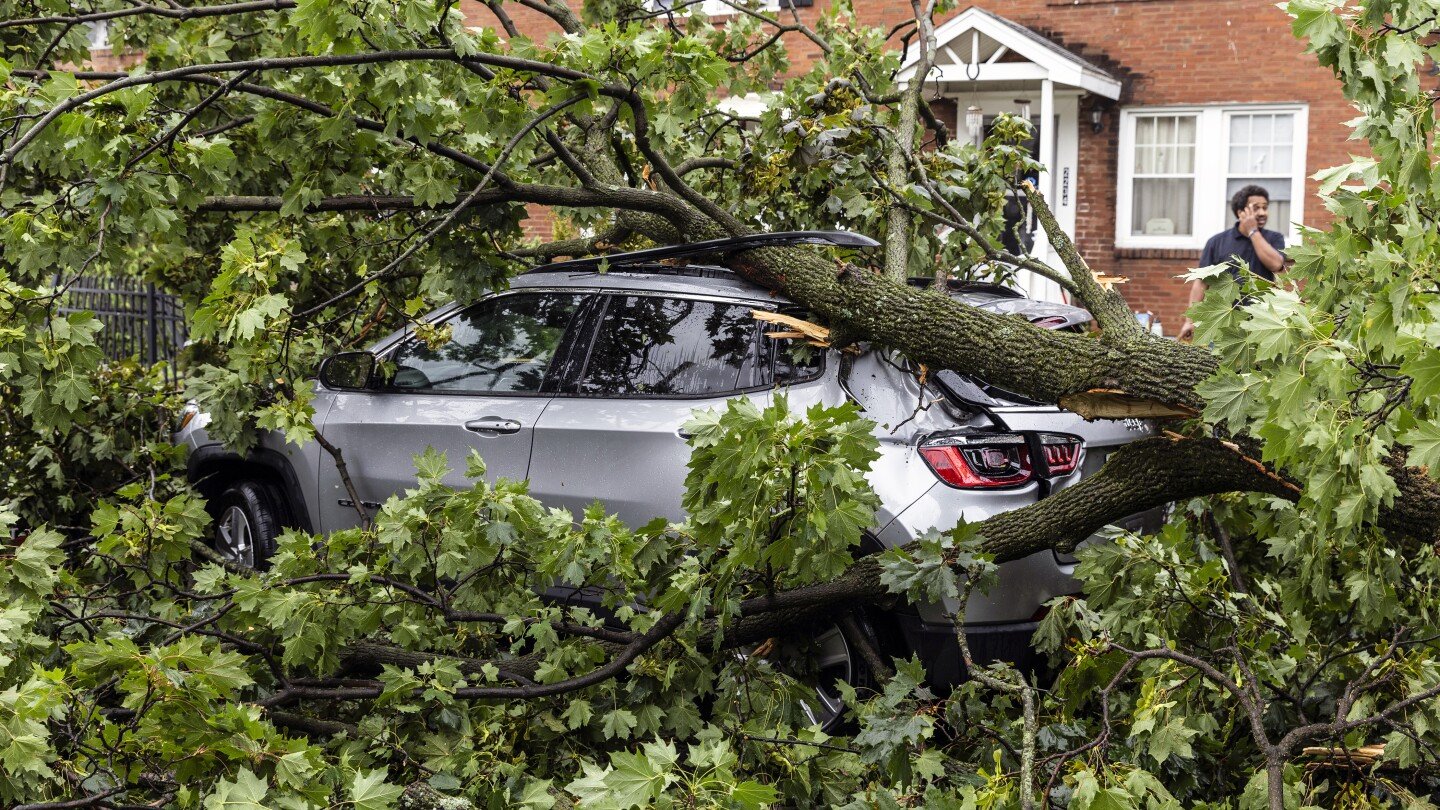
1038,78,1056,209
1023,77,1062,301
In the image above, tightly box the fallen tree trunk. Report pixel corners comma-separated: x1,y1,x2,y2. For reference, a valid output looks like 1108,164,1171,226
301,436,1296,703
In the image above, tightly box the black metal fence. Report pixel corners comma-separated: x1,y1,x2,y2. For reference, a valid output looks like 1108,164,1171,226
57,276,187,383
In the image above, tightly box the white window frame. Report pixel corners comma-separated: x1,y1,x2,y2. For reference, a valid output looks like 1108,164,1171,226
653,0,782,16
1115,103,1308,250
86,21,110,51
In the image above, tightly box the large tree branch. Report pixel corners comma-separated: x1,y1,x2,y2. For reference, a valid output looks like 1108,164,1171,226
1380,449,1440,549
966,436,1299,559
513,0,586,35
1024,179,1141,338
880,0,938,281
196,183,684,216
1,49,609,165
725,245,1216,417
0,0,296,30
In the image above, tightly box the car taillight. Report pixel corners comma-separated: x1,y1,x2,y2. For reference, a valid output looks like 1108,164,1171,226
1038,433,1082,475
1031,315,1071,329
920,434,1033,489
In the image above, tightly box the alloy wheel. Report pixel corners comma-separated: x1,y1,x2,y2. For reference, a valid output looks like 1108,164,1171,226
215,505,255,568
788,624,855,729
737,622,857,731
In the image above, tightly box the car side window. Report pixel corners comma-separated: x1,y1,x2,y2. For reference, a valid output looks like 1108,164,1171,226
766,309,825,385
386,292,586,394
574,296,768,397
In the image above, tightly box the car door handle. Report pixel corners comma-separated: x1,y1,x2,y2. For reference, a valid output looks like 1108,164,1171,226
464,417,522,435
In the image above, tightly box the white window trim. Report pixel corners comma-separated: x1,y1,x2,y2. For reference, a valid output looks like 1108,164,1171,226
653,0,782,16
86,21,110,51
1115,103,1308,250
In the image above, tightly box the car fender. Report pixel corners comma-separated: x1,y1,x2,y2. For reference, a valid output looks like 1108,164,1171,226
186,444,314,534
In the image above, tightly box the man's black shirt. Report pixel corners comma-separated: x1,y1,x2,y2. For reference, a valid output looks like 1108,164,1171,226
1199,226,1286,283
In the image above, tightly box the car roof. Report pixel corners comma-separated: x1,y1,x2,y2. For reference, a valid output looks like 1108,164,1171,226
512,263,785,304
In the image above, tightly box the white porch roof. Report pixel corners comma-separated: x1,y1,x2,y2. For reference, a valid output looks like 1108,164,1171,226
898,6,1122,99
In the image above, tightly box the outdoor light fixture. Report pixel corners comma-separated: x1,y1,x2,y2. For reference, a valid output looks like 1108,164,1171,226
1014,98,1031,122
1090,107,1105,133
966,105,984,146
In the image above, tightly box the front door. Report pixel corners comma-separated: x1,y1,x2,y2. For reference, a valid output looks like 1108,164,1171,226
314,291,591,531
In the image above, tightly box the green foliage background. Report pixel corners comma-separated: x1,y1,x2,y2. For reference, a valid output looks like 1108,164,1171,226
4,0,1440,808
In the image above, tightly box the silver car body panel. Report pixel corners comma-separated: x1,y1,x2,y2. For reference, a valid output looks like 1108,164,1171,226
528,391,769,526
315,389,554,531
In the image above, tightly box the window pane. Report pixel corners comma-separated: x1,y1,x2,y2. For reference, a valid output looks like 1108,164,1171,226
1230,114,1250,147
767,312,825,384
1228,145,1248,173
1154,145,1174,174
1134,144,1153,174
1174,144,1195,173
1132,178,1194,236
1136,116,1155,146
388,293,584,393
577,296,766,396
1154,115,1176,147
1133,114,1197,175
1274,114,1294,142
1175,115,1197,145
1252,114,1273,142
1226,111,1298,230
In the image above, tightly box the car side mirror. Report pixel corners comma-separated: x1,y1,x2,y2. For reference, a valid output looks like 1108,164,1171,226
318,351,376,390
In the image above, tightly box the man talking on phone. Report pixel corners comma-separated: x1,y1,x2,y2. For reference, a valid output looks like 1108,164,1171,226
1177,185,1286,342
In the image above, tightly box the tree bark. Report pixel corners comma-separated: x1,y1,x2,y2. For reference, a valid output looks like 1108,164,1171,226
727,246,1217,416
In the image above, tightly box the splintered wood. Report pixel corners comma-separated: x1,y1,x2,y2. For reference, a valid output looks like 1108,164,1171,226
1092,271,1129,291
752,310,831,347
1301,744,1386,770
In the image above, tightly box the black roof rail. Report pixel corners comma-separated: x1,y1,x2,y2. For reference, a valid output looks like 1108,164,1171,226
527,230,879,274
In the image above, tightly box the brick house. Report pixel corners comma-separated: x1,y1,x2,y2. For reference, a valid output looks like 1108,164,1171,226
460,0,1351,334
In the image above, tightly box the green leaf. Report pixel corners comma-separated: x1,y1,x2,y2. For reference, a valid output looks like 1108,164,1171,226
517,779,556,809
1400,421,1440,472
1401,348,1440,403
203,769,269,810
601,708,638,740
730,780,781,809
349,769,405,810
603,748,672,809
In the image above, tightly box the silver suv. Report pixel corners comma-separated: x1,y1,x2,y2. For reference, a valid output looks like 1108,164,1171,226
176,232,1160,724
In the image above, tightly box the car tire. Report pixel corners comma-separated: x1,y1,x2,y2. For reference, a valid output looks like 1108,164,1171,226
738,605,904,734
210,480,286,570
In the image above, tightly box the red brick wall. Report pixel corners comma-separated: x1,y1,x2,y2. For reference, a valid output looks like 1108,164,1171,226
461,0,1355,328
77,47,140,72
521,204,556,241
